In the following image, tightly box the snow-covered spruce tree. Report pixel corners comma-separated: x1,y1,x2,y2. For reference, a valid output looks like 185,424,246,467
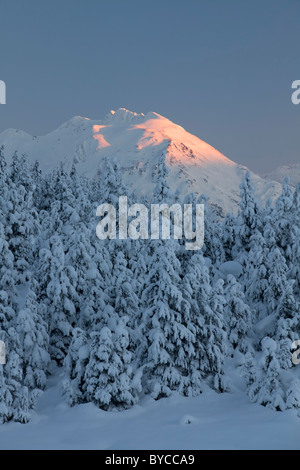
0,218,49,421
0,223,19,347
196,194,224,265
222,212,237,261
2,182,40,283
243,229,269,318
209,220,226,267
88,159,118,280
235,172,262,256
286,379,300,411
10,152,33,193
274,280,300,370
0,364,12,424
0,288,15,423
30,160,44,209
0,288,30,423
3,348,30,423
40,235,78,365
37,169,57,213
289,183,300,296
127,239,148,302
290,228,300,298
181,252,211,393
140,239,199,399
39,164,78,246
16,286,50,406
90,156,132,211
249,337,285,411
65,222,95,299
151,152,174,205
0,145,7,179
109,249,139,347
0,227,27,422
182,257,228,392
224,274,252,354
0,223,19,311
50,164,77,217
178,192,198,270
139,155,201,398
74,162,116,332
263,210,277,250
84,318,138,410
266,246,290,316
88,157,134,315
65,222,108,333
206,279,229,392
88,247,113,332
273,177,294,257
293,182,300,216
0,146,9,217
69,163,91,223
62,328,90,406
240,346,258,400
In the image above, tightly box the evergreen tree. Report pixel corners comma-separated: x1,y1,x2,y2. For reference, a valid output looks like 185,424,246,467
110,250,139,347
3,184,40,282
251,337,285,411
84,319,138,410
275,281,300,370
42,235,78,364
62,328,89,406
16,287,50,403
243,230,269,317
266,247,290,315
140,240,200,398
224,274,252,354
207,279,229,391
236,172,262,252
273,177,294,256
286,379,300,410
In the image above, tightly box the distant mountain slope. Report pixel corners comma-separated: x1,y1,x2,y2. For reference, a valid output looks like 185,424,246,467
263,164,300,189
0,108,282,214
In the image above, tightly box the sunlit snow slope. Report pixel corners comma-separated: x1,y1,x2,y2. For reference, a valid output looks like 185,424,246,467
0,108,282,214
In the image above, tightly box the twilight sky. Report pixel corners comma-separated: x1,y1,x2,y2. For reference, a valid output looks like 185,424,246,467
0,0,299,174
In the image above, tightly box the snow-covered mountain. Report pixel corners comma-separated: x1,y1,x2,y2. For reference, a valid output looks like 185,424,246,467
263,164,300,189
0,108,282,214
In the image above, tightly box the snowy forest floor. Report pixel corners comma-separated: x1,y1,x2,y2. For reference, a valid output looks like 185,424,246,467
0,368,299,450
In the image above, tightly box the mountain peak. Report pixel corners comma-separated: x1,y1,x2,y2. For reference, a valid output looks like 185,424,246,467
103,108,165,125
104,108,145,124
57,115,91,131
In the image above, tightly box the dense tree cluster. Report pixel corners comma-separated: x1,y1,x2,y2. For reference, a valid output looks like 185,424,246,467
0,146,300,422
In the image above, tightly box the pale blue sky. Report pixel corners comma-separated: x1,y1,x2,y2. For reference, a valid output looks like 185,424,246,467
0,0,299,173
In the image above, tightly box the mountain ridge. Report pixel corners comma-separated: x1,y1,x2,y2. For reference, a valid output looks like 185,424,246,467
0,108,282,214
263,163,300,189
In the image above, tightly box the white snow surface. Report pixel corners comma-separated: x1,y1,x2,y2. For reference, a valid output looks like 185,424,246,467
0,369,299,450
0,108,282,214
